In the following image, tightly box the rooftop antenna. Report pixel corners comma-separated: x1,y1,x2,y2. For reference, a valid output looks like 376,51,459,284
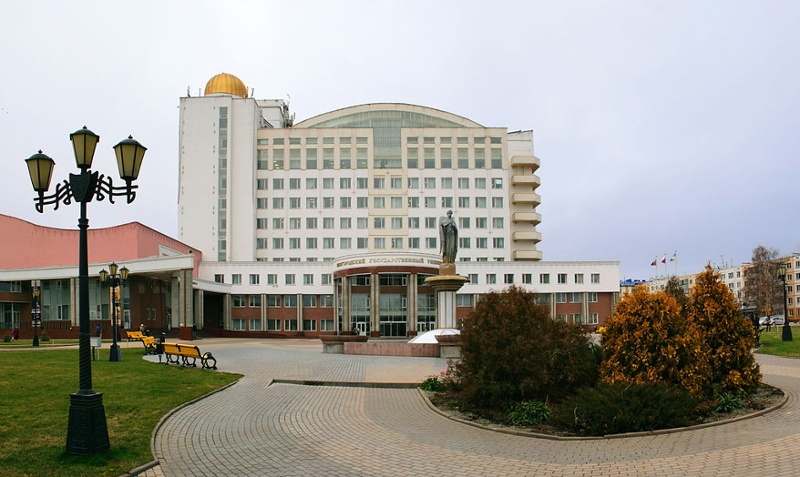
187,86,191,97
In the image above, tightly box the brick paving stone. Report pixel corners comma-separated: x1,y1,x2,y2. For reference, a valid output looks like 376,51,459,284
133,339,800,476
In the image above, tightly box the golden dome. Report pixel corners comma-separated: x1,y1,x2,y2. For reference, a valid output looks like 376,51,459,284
204,73,248,98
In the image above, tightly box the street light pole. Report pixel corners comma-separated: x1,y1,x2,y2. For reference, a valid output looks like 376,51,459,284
779,263,792,342
25,126,146,455
99,263,128,362
32,286,41,347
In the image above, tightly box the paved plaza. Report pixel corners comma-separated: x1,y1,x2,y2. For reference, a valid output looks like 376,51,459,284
134,339,800,477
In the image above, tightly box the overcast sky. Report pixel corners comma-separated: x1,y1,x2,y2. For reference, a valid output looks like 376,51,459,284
2,0,798,280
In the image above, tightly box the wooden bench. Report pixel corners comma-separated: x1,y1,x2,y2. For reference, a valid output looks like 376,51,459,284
161,342,217,369
141,335,157,355
126,331,144,342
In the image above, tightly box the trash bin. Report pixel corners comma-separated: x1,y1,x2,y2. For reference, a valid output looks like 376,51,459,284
156,332,166,355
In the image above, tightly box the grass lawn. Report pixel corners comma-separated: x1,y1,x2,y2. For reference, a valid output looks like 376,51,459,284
757,327,800,357
0,346,241,477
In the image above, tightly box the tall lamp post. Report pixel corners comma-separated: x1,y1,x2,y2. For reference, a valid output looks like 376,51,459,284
99,263,128,362
32,286,41,347
25,126,146,455
779,263,792,342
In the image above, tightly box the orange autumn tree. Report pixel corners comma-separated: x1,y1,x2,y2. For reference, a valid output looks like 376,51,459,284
686,266,761,395
600,286,708,394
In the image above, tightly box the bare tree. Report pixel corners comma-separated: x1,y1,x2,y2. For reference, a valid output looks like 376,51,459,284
743,245,783,318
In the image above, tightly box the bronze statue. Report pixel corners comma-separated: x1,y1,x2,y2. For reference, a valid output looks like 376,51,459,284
439,210,458,263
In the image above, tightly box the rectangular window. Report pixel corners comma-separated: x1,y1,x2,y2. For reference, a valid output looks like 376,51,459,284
459,217,470,229
491,197,503,208
408,237,420,249
492,238,504,249
456,294,474,307
476,238,488,249
289,218,301,229
391,237,404,249
459,237,471,249
441,149,452,168
491,177,503,189
486,274,497,284
424,197,436,208
469,274,478,284
323,217,334,229
339,148,352,168
323,197,335,208
303,274,314,285
522,274,532,284
558,274,567,284
249,295,262,307
272,197,284,209
492,217,504,229
457,148,469,168
306,237,317,249
504,274,514,284
474,148,485,168
357,237,369,249
425,237,437,249
555,292,566,303
391,217,403,229
272,149,284,169
587,292,598,302
232,274,242,285
570,292,582,303
408,217,419,228
256,198,268,209
391,196,403,208
476,217,487,228
267,295,281,307
374,237,386,249
475,197,487,208
232,295,246,307
284,295,297,307
408,177,419,189
540,274,550,284
285,274,296,285
284,319,298,331
475,178,486,189
574,274,584,284
591,273,600,284
424,177,436,189
249,274,260,285
408,196,419,208
491,148,502,168
272,238,284,249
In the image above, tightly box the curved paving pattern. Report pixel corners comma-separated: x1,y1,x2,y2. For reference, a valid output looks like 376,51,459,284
145,340,800,476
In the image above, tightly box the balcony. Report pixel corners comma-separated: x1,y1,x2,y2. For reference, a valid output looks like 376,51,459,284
511,173,540,188
512,212,542,225
510,155,540,170
512,231,542,243
512,193,541,206
513,249,543,261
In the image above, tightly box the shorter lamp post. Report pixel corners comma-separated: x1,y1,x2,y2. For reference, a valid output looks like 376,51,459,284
32,286,41,347
99,263,128,362
779,263,792,342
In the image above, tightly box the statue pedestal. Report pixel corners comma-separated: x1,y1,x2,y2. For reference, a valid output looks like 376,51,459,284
425,265,468,329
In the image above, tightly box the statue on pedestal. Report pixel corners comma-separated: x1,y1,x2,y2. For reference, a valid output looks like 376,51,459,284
439,209,458,264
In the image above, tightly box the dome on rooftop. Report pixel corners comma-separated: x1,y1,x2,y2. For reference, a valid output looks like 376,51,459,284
204,73,247,98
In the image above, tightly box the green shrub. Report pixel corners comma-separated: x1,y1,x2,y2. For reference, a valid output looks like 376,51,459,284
2,333,9,343
457,286,598,408
507,400,551,426
713,392,745,413
40,331,50,342
551,381,699,436
420,374,446,393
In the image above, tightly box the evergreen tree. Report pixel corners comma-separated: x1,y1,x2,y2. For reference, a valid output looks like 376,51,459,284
457,286,597,408
687,266,761,395
600,286,708,394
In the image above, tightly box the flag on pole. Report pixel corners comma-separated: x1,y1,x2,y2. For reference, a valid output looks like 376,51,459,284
662,254,667,264
651,257,657,266
670,251,677,262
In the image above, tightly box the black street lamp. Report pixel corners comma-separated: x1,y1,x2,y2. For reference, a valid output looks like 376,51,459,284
99,263,129,362
25,126,146,455
32,286,41,347
779,263,792,342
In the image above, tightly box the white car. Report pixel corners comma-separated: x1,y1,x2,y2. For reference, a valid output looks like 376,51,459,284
771,315,786,326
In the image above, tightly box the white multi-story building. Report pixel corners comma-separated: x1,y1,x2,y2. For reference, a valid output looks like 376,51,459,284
178,73,620,337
